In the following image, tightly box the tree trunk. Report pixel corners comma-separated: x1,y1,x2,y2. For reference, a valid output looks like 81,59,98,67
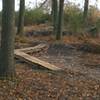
56,0,64,40
17,0,25,35
83,0,89,23
52,0,58,35
0,0,15,78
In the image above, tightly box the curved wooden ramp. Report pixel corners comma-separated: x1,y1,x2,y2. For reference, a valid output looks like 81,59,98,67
15,44,61,71
16,44,47,53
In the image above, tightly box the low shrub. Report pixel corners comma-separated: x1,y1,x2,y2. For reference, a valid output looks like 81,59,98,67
24,8,51,25
64,3,84,34
64,2,100,36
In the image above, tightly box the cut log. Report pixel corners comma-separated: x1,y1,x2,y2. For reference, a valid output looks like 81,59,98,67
15,50,61,71
16,44,47,53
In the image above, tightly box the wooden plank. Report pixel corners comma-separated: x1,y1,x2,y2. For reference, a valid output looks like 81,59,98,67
15,50,61,71
16,44,47,53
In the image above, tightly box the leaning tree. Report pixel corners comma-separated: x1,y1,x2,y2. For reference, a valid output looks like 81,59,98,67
0,0,15,78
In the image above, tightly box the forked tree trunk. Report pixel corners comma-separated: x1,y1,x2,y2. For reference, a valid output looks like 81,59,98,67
52,0,58,35
83,0,89,23
17,0,25,35
0,0,15,78
56,0,64,40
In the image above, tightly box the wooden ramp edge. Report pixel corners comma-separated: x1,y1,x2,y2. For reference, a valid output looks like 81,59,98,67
16,44,47,53
15,50,61,71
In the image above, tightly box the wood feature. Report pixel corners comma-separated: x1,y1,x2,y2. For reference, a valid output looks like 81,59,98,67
15,50,61,71
16,44,47,53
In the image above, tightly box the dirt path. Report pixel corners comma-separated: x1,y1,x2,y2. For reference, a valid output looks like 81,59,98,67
0,42,99,99
31,43,100,81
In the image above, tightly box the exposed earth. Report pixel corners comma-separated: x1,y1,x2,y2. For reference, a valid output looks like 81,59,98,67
0,25,100,100
31,43,100,81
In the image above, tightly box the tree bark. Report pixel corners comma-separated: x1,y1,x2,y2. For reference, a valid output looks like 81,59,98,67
0,0,15,78
83,0,89,23
56,0,64,40
17,0,25,35
52,0,58,35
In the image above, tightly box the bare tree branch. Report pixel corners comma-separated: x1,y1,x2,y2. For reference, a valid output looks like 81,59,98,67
38,0,48,9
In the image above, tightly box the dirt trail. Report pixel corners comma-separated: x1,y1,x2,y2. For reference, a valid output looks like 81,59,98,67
31,43,100,81
12,41,100,99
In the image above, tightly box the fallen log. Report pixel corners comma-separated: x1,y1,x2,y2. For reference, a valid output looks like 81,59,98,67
15,50,61,71
16,44,47,53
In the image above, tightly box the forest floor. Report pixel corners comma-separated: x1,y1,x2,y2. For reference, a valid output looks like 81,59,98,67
0,24,100,100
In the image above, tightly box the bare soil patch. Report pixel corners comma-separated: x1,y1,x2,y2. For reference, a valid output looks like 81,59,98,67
28,43,100,81
0,25,100,99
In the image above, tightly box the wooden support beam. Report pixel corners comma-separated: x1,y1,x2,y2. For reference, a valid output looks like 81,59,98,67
15,50,61,71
